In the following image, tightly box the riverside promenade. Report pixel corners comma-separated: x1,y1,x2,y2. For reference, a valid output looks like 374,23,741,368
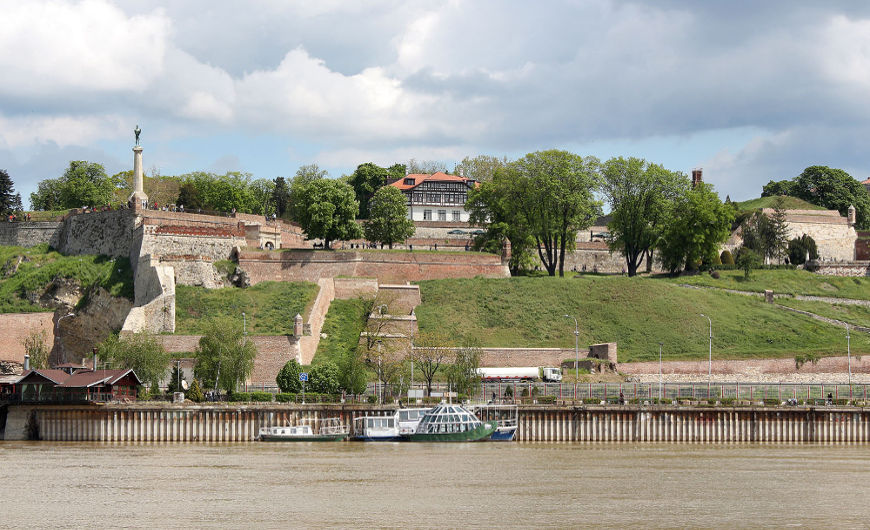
3,402,870,443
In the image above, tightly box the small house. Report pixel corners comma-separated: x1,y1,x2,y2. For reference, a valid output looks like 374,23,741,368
54,369,141,402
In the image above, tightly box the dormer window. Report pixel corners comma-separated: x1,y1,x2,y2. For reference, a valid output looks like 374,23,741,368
404,178,416,186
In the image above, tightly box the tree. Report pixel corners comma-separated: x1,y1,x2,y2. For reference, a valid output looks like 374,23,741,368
22,329,50,370
99,332,171,390
741,199,789,264
250,178,276,216
176,171,258,213
761,180,795,198
788,234,819,265
764,166,870,229
177,180,203,210
736,247,761,279
412,331,449,395
446,341,481,397
657,183,734,273
193,317,257,393
288,165,327,222
454,155,509,183
0,169,17,215
276,359,303,393
338,349,368,395
601,157,687,276
506,150,601,276
187,378,205,402
30,161,121,210
166,363,185,394
309,361,340,394
271,177,290,218
364,185,415,248
293,179,362,248
348,163,389,218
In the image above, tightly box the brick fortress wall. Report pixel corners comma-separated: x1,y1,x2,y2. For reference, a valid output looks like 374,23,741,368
0,313,56,364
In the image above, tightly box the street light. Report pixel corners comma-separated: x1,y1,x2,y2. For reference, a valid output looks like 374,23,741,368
564,315,579,382
659,342,664,400
376,340,383,405
242,312,246,335
847,323,852,386
700,314,712,382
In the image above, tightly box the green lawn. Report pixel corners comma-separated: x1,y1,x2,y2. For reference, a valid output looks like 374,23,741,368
0,244,133,312
777,298,870,329
736,196,825,212
414,276,870,362
665,269,870,300
175,281,319,335
312,298,368,365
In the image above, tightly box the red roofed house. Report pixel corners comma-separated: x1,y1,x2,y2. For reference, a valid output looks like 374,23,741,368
862,178,870,194
54,369,141,402
14,369,72,402
387,171,477,222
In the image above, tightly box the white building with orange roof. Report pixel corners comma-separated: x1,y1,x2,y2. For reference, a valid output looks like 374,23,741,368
387,171,477,222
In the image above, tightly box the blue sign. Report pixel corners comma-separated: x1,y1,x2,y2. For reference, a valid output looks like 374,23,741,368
299,372,309,382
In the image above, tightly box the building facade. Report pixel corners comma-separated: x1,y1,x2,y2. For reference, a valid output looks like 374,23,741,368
387,172,477,222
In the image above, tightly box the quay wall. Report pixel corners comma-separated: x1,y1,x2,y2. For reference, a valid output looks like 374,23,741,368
5,404,870,443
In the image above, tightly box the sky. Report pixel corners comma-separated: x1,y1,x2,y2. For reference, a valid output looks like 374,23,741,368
2,0,870,207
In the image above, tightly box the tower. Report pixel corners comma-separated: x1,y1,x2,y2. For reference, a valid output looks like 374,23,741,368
128,125,149,209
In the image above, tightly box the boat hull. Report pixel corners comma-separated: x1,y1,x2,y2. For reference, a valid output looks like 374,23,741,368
407,421,497,442
489,427,517,441
259,434,347,442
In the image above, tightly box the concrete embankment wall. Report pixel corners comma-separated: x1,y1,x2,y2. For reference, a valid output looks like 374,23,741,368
5,404,870,443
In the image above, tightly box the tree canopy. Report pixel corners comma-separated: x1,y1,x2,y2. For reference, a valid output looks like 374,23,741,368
0,169,20,215
30,161,121,210
363,185,415,248
601,157,686,276
193,317,257,393
657,183,734,273
454,155,509,183
99,332,171,389
348,162,403,218
293,178,362,248
761,166,870,229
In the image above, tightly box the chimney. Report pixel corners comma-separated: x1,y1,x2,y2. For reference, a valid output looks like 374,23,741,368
92,347,98,371
691,168,703,188
24,354,30,371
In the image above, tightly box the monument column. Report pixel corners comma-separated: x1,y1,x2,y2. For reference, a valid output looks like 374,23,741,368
128,125,148,209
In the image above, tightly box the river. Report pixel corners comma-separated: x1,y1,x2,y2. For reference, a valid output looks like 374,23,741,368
1,442,868,528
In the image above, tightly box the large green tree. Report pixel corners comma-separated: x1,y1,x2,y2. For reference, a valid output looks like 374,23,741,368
99,332,171,390
0,169,18,215
761,166,870,229
363,185,415,248
504,150,601,276
30,161,121,210
176,171,259,213
454,155,509,182
271,177,290,218
193,317,257,393
348,162,390,218
741,198,789,264
657,183,734,273
601,157,686,276
288,164,328,222
293,178,362,248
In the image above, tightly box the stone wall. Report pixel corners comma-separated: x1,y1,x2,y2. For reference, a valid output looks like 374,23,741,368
856,232,870,260
0,222,62,248
0,313,56,364
478,347,579,367
121,255,175,334
238,249,509,284
298,278,333,365
620,355,870,376
377,285,421,315
813,262,870,277
589,343,618,364
333,277,379,299
56,209,135,258
159,256,225,288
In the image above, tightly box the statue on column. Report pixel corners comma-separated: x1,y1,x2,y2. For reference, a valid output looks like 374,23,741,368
134,125,141,146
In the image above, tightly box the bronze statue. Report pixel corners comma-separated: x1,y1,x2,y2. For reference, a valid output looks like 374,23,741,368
134,125,141,146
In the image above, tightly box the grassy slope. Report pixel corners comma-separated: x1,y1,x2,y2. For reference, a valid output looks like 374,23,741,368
312,298,368,365
666,269,870,300
0,244,134,312
736,196,826,212
414,276,870,362
777,298,870,329
175,281,319,335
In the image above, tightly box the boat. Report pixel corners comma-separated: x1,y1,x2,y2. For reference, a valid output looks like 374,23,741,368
406,403,497,442
258,418,348,442
473,404,519,441
352,408,431,441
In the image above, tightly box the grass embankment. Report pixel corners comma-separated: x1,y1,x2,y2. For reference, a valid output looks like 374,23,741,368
0,244,133,312
312,298,368,365
736,196,825,212
175,281,319,334
667,269,870,300
777,298,870,329
414,276,870,362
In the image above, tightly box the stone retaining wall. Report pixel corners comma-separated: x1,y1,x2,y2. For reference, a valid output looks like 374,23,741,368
478,347,579,367
0,313,56,364
620,355,870,376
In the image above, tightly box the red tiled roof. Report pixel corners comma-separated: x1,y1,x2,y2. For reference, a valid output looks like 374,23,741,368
388,172,474,191
862,178,870,185
56,369,141,388
17,369,72,385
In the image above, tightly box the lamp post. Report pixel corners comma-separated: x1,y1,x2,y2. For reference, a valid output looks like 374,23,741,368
377,339,383,405
659,342,664,400
564,315,579,382
242,312,246,335
700,314,712,382
847,323,852,387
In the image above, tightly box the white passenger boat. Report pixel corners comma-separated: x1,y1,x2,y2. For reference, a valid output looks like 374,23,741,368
352,408,431,441
473,404,519,441
258,418,348,442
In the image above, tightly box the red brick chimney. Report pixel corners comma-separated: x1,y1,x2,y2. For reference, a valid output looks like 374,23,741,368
692,168,703,188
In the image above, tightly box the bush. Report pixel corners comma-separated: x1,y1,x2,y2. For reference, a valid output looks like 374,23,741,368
582,398,600,404
309,361,340,394
276,360,303,393
187,379,204,402
537,396,556,404
720,250,734,265
367,394,377,404
275,393,296,403
229,392,252,402
763,398,779,406
736,247,762,279
710,270,720,279
788,234,819,266
250,391,273,402
719,398,736,406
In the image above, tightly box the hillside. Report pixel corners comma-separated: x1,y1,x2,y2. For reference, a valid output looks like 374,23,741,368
736,195,825,212
414,276,870,362
669,269,870,299
0,244,133,312
175,281,319,335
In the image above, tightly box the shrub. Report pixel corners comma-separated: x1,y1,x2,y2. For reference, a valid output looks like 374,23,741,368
276,360,303,393
582,398,600,404
275,393,296,403
367,394,377,404
504,386,514,398
763,398,779,406
250,391,273,402
710,270,720,279
736,247,762,279
719,398,736,406
537,396,556,404
720,250,734,265
788,234,819,266
229,392,252,402
187,379,204,402
309,361,340,394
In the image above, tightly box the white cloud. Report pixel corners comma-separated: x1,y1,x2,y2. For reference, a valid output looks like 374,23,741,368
0,113,127,149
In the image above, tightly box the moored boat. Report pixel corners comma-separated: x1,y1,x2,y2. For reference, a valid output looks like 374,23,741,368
474,404,519,441
406,404,497,442
258,418,348,442
352,408,431,441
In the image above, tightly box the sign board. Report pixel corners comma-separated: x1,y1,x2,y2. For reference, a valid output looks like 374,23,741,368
299,372,309,382
407,389,424,398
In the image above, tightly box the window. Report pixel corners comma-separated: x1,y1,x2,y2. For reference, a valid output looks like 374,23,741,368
404,178,415,185
423,210,432,220
452,210,461,221
438,210,447,221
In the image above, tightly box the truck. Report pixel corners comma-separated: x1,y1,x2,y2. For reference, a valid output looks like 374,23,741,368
476,367,563,382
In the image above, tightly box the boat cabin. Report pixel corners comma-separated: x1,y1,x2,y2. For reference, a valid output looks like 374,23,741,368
416,404,484,435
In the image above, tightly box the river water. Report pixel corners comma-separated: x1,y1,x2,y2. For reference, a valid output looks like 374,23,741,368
1,442,869,528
